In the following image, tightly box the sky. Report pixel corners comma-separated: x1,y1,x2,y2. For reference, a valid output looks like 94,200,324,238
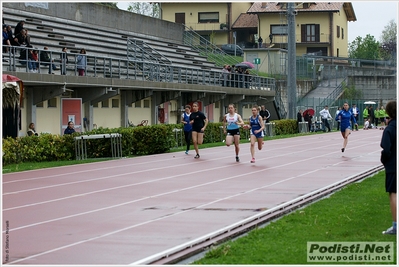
116,1,398,44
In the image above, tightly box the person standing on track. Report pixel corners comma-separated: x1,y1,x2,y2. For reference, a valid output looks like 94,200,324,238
189,102,208,159
248,105,265,163
223,103,244,162
181,104,192,155
319,105,332,132
380,100,397,235
335,102,357,152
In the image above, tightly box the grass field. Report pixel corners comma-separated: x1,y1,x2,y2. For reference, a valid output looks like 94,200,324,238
193,171,396,264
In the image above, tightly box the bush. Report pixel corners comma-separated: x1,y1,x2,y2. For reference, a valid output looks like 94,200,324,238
2,121,298,166
274,119,298,135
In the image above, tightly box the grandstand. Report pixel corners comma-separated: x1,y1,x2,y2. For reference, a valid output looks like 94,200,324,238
2,3,276,136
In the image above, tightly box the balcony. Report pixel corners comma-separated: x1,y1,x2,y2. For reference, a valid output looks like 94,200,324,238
271,34,332,45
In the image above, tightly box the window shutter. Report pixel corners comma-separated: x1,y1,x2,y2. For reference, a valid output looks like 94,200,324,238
301,24,306,42
315,24,320,42
337,26,340,38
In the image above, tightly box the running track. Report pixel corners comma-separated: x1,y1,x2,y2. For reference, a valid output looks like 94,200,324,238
2,129,383,265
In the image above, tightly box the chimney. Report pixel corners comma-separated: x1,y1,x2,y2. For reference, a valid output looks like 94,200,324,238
261,2,266,8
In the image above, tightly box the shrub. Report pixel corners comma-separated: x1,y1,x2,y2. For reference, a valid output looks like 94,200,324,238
2,121,298,166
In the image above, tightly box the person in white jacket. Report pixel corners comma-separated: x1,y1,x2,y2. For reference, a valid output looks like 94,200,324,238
319,105,332,132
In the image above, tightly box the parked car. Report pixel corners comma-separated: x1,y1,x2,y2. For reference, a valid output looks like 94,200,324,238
221,44,243,56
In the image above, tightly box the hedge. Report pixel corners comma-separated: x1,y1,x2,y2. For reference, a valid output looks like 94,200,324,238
2,120,298,165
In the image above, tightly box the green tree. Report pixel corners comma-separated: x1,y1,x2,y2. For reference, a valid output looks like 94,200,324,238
127,2,160,18
379,19,397,62
348,34,380,60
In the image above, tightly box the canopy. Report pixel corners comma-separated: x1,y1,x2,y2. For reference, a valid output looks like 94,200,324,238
2,74,24,108
235,61,255,69
303,108,315,117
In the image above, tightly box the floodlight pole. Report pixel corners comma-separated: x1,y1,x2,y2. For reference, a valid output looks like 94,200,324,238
287,2,297,119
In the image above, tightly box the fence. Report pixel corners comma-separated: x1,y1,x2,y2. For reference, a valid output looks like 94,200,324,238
2,45,276,91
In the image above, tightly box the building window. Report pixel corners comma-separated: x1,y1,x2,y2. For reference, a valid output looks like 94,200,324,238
112,99,119,108
93,102,98,108
301,24,320,42
341,28,344,39
47,98,57,108
135,101,141,108
337,26,340,38
101,99,109,108
215,101,220,108
36,101,44,108
143,99,150,108
271,24,288,35
198,12,219,23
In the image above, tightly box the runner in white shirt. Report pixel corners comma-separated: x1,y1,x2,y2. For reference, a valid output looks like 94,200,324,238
223,103,244,162
319,105,332,132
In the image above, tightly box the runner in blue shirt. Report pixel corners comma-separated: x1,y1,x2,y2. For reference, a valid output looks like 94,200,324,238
335,102,357,152
248,106,265,163
181,105,192,155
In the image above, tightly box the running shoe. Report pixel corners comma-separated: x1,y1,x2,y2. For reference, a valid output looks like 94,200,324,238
236,156,240,162
250,158,255,163
185,150,188,155
194,154,200,159
341,148,345,152
382,226,396,235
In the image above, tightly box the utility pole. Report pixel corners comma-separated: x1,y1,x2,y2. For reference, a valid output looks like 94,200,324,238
287,2,297,119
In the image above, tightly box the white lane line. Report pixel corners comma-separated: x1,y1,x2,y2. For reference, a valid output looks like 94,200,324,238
3,137,376,208
7,148,381,265
4,142,380,233
3,135,377,195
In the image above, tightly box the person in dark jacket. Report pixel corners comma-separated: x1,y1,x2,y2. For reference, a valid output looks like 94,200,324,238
380,100,397,235
297,109,303,133
14,20,25,36
60,47,69,75
40,47,57,74
64,121,76,135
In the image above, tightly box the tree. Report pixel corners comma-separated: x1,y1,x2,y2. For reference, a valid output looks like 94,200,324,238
127,2,160,18
379,19,397,62
348,34,381,60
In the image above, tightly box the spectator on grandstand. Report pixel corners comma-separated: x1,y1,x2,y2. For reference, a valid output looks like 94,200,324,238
24,28,32,46
76,48,87,76
30,49,39,72
40,46,57,74
19,45,35,72
2,24,11,53
14,28,29,47
14,20,25,36
236,67,244,88
60,47,69,75
6,25,17,47
221,64,230,87
244,69,250,88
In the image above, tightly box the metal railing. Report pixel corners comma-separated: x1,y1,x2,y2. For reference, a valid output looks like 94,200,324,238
318,78,347,108
182,25,241,68
2,45,275,91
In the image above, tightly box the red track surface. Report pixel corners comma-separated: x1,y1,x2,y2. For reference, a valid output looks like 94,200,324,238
2,130,383,265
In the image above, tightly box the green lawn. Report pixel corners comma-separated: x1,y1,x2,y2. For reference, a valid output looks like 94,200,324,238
193,171,396,264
